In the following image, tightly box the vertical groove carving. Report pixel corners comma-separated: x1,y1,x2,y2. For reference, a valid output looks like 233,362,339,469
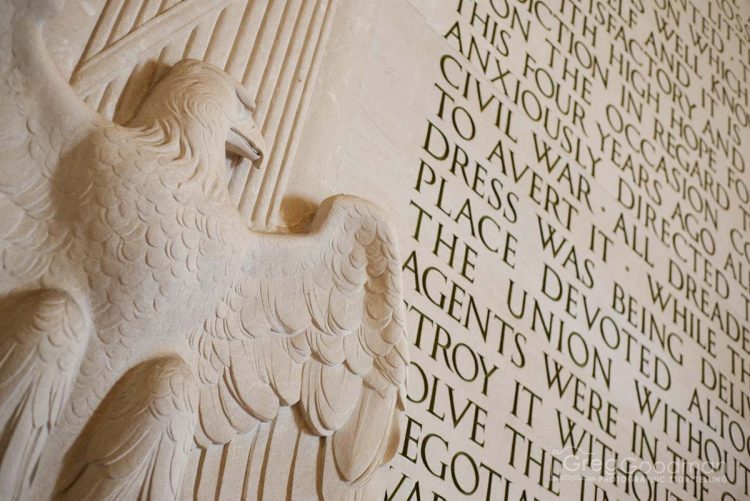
107,0,141,45
79,0,120,63
246,0,316,223
252,0,334,228
183,11,221,61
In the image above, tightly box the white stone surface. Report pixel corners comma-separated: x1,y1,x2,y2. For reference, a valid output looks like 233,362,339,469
0,1,407,499
3,0,750,499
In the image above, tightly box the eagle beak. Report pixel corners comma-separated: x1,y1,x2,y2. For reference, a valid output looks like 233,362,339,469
226,122,265,163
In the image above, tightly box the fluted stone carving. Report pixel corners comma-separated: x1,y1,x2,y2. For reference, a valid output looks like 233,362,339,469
0,1,408,499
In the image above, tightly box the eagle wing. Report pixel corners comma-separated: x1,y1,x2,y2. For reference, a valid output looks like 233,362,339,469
54,356,198,501
0,0,101,289
0,4,101,497
188,195,408,499
0,289,88,499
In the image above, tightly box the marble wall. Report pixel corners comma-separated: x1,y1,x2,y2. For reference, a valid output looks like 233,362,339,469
288,0,750,499
3,0,750,499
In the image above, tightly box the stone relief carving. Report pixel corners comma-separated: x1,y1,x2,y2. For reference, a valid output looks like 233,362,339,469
68,0,337,230
0,1,408,499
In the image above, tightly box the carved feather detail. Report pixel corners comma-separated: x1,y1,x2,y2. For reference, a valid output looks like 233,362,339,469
0,289,88,499
67,0,338,228
1,1,406,499
55,356,198,501
187,197,408,498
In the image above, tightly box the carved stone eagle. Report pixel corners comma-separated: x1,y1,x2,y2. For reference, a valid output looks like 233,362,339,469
0,1,408,499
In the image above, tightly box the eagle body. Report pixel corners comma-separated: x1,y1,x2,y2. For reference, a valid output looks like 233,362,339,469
54,121,246,413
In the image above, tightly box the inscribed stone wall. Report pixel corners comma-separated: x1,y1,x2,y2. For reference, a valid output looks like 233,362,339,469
18,0,750,498
286,0,750,499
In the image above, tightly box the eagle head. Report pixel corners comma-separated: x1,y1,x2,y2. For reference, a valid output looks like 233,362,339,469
130,59,265,164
